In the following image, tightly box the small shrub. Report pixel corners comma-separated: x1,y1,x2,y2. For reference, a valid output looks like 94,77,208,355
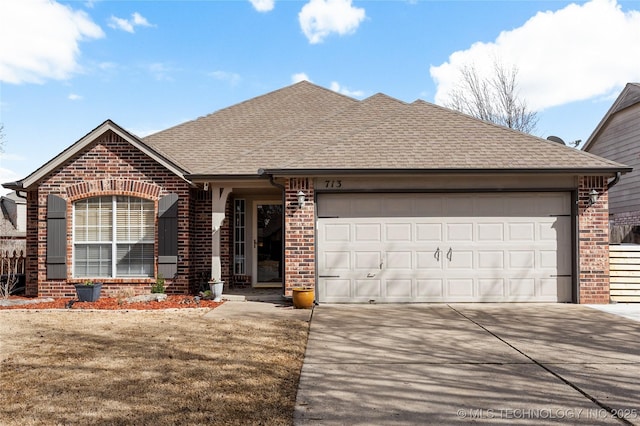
151,274,166,294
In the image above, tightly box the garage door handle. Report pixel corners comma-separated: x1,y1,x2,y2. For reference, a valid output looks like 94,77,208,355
434,247,440,261
319,275,340,278
447,248,453,261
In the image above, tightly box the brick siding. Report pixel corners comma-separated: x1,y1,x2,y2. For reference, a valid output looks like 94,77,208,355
578,176,610,304
283,178,315,296
610,210,640,226
27,130,192,298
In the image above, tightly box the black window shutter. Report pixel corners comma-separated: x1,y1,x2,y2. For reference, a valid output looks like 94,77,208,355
158,193,179,278
46,194,67,279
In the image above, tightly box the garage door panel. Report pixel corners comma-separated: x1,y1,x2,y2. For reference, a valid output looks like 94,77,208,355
448,279,474,297
323,251,351,270
539,250,559,269
448,250,474,269
386,251,412,269
416,223,443,241
416,251,442,269
509,279,536,297
355,280,381,298
355,252,381,269
509,251,535,268
386,223,412,241
386,279,412,297
478,223,504,241
323,223,351,242
317,192,572,303
479,278,505,297
447,223,473,241
322,279,351,298
355,223,381,241
478,251,504,269
509,223,536,241
417,279,444,297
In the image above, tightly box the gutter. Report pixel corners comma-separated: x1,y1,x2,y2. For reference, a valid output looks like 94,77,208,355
259,167,633,176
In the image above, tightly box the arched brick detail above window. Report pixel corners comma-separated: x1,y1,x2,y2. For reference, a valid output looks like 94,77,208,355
66,180,162,202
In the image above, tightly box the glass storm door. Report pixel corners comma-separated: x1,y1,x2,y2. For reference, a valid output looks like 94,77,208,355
255,202,283,286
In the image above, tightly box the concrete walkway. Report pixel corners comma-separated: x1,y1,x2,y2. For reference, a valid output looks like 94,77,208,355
203,298,313,322
295,304,640,425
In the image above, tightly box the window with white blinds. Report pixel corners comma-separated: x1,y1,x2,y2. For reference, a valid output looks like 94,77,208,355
73,196,154,278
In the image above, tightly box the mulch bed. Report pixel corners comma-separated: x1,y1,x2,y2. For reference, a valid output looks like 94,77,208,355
0,295,222,310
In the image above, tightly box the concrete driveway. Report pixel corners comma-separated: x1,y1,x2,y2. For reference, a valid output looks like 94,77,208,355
295,304,640,425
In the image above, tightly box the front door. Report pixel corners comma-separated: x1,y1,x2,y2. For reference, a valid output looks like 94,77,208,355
253,202,283,287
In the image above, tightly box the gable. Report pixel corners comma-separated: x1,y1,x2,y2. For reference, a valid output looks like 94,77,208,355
5,120,189,191
584,83,640,152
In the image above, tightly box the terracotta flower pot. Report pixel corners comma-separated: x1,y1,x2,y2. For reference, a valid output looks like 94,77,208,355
292,287,314,309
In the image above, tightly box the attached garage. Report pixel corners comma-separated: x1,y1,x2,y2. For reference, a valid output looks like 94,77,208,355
317,192,573,303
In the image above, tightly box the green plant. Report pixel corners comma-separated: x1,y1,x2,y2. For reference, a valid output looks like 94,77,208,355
83,280,93,286
151,274,166,294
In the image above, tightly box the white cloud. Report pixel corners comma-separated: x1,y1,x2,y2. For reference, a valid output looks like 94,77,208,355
147,63,174,81
0,154,24,196
108,12,154,33
299,0,366,44
68,93,83,101
0,0,104,84
209,70,241,86
292,73,311,83
330,81,364,98
249,0,275,12
430,0,640,111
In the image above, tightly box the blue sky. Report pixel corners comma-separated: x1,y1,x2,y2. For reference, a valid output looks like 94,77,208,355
1,0,640,195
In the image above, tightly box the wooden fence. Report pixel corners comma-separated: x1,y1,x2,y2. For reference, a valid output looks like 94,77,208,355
609,245,640,302
1,250,25,276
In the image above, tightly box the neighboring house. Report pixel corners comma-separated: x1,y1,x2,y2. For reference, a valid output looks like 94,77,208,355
583,83,640,230
0,191,27,254
2,82,630,304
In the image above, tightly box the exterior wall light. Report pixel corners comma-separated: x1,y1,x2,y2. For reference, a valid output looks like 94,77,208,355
297,191,306,208
588,189,599,206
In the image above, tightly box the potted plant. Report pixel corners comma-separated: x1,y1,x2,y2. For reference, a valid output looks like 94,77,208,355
75,280,103,302
209,279,224,302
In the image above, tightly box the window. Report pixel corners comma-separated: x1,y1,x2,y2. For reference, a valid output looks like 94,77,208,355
73,196,154,278
234,199,246,274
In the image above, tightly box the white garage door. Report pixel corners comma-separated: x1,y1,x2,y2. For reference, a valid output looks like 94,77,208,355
317,193,572,303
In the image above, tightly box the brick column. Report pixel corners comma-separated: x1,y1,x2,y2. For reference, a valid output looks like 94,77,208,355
284,178,315,296
578,176,610,304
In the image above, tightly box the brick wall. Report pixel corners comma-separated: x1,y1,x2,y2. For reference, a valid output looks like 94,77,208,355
611,210,640,226
283,178,315,295
578,176,610,304
28,130,191,298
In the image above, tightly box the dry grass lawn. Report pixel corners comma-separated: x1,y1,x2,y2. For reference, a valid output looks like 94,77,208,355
0,308,309,425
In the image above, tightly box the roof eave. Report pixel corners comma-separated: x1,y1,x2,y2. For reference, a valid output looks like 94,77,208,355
260,167,632,176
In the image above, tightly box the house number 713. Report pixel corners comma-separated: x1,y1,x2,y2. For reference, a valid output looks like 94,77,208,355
325,180,342,188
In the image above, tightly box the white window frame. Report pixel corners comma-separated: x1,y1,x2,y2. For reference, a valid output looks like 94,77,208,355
72,196,154,278
234,198,246,275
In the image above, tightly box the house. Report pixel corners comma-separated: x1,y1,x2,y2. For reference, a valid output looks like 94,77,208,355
583,83,640,232
0,191,27,254
2,81,630,304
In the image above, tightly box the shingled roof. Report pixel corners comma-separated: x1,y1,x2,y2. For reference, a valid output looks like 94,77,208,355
144,81,628,177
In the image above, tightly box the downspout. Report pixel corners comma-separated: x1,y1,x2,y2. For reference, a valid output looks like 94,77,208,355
267,173,287,298
607,172,621,190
